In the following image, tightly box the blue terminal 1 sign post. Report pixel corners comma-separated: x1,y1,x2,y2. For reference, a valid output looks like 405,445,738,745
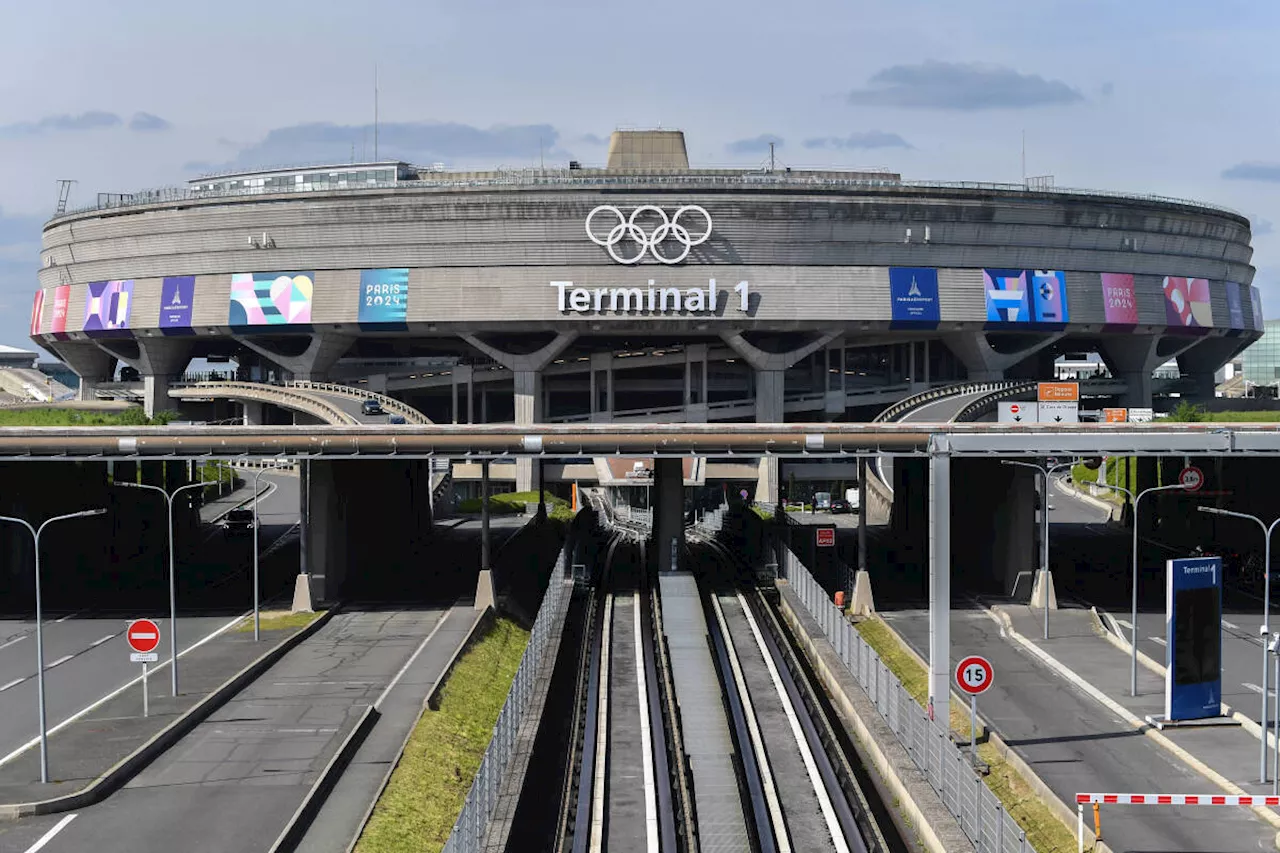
1165,557,1222,721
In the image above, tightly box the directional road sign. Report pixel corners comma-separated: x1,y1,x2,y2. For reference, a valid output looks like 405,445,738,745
1037,382,1079,402
816,528,835,547
1129,407,1154,423
1179,466,1205,492
998,401,1038,423
127,619,161,654
956,655,995,695
1103,408,1128,423
1039,400,1080,423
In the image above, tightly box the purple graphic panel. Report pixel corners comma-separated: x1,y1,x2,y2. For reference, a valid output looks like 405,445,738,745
1101,273,1138,325
160,276,195,329
83,280,134,335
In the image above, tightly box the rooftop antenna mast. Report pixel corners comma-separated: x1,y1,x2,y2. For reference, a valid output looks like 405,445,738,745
769,141,775,172
374,63,379,161
1021,129,1026,185
55,179,77,215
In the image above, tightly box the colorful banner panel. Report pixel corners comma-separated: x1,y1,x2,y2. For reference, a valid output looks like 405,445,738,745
51,285,70,333
984,269,1030,322
160,276,195,329
83,279,134,334
1226,282,1245,329
1030,270,1069,323
358,268,409,323
1252,286,1265,330
229,271,313,326
29,290,43,335
1101,273,1138,324
888,267,939,324
1163,277,1212,328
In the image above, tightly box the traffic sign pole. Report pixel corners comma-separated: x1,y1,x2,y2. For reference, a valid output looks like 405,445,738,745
971,693,977,765
142,663,148,718
956,654,994,766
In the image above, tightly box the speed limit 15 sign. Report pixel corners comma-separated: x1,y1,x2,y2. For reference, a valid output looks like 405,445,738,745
955,655,994,696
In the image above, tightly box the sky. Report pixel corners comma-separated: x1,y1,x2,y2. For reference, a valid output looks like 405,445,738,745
2,0,1279,351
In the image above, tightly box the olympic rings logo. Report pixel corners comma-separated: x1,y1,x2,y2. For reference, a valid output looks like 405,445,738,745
585,204,712,265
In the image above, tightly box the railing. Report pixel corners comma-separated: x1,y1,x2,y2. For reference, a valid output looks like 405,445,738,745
170,381,357,425
443,552,573,853
689,501,728,536
283,380,432,424
782,547,1033,853
52,170,1243,220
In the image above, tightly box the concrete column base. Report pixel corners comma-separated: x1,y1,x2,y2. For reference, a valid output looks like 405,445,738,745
850,569,876,617
1030,570,1058,610
291,573,315,613
475,569,496,612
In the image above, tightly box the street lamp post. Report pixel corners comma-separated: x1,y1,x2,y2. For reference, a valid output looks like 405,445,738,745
251,461,291,641
1091,479,1192,696
1001,460,1076,640
116,478,208,696
0,508,107,783
1198,505,1280,784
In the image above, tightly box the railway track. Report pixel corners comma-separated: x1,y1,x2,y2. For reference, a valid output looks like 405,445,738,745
558,515,889,853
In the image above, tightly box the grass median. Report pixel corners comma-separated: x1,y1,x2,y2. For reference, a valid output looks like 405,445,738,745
231,610,322,633
854,617,1079,853
355,617,529,853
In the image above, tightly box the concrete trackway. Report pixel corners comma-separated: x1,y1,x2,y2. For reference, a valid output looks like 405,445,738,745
2,607,477,853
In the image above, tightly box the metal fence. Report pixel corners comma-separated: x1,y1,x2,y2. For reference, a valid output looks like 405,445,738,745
442,552,573,853
782,548,1034,853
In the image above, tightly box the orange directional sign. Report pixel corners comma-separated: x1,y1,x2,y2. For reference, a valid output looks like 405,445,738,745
1103,408,1129,423
1037,382,1079,402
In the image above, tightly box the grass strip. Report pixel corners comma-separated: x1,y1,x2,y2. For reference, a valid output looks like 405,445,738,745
854,617,1080,853
355,617,530,853
231,610,322,633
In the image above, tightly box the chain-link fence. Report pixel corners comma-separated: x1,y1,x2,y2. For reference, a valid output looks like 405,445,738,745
442,552,573,853
782,547,1035,853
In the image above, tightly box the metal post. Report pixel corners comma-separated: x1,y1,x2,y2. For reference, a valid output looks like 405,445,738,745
928,440,952,728
1041,469,1050,640
481,460,491,571
142,662,149,717
1273,640,1279,797
254,468,263,642
33,527,47,784
1077,803,1084,853
970,693,977,767
1131,491,1140,696
1268,528,1275,783
167,494,178,695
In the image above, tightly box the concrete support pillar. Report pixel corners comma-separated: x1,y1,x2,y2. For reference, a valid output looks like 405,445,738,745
755,369,785,504
234,332,354,382
928,439,951,726
242,400,265,426
1100,335,1198,409
514,370,541,493
942,331,1064,383
300,460,347,604
42,342,114,403
654,458,684,573
142,374,172,419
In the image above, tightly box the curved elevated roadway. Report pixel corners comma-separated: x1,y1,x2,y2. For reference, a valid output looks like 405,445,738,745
169,380,432,426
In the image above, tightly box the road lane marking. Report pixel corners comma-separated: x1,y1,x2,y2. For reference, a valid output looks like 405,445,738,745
0,612,250,769
1243,683,1276,698
53,611,83,624
0,635,27,652
1115,619,1134,630
0,677,24,692
24,813,77,852
90,634,116,647
47,655,73,668
1224,620,1241,630
1149,637,1167,647
375,607,453,708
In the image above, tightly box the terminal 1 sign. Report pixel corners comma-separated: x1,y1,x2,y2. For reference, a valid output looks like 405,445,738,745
552,279,750,315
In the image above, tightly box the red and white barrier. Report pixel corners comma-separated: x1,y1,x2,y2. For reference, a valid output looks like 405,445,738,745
1078,792,1280,806
1076,793,1280,851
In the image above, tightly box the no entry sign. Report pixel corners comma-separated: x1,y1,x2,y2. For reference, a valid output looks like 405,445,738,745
127,619,160,655
956,655,995,695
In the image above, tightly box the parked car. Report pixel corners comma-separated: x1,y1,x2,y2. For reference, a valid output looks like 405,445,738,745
388,414,406,424
830,498,852,514
361,399,385,416
222,508,255,535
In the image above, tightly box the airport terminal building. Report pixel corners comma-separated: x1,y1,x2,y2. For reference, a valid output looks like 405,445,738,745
29,130,1262,497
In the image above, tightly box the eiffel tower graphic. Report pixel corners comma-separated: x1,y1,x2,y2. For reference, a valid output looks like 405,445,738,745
907,277,922,297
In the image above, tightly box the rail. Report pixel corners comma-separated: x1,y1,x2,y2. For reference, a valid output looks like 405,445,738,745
283,380,432,424
952,383,1040,423
50,171,1243,221
169,381,357,425
783,547,1034,853
443,552,573,853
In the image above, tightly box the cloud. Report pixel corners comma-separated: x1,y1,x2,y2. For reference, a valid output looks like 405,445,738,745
579,133,609,145
183,160,218,175
726,134,783,155
221,120,564,170
1099,82,1115,97
1254,218,1274,237
1223,162,1280,182
803,131,913,150
0,111,122,136
128,112,171,132
845,61,1084,110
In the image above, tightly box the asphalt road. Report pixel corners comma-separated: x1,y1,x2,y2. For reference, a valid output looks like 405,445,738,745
884,608,1275,853
0,472,300,771
878,389,995,486
3,607,458,853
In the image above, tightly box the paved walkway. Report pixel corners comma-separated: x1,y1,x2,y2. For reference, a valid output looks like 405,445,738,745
883,606,1277,853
